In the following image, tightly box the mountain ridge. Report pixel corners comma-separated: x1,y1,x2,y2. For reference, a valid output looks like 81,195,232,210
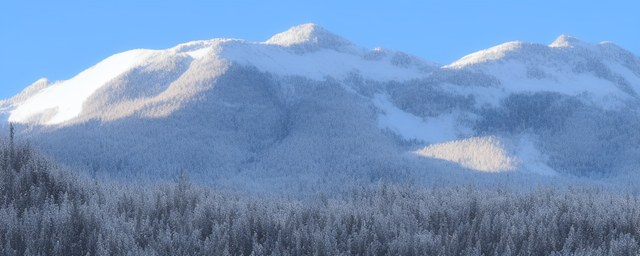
1,24,638,192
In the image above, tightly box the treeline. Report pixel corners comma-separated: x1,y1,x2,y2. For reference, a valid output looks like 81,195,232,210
1,138,640,255
475,91,640,176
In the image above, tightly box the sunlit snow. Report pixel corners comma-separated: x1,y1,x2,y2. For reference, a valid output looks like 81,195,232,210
412,135,557,175
264,23,352,48
9,50,154,124
549,34,597,49
185,47,210,59
2,24,638,179
413,136,517,173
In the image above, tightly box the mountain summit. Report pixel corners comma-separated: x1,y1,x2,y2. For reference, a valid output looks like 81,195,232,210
1,25,639,192
265,23,354,53
550,34,596,49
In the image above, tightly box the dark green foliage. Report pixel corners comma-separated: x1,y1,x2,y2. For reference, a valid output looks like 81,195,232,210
1,139,640,255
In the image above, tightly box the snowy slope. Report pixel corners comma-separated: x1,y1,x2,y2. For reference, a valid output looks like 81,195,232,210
443,35,639,107
8,50,155,124
1,24,639,189
2,24,438,126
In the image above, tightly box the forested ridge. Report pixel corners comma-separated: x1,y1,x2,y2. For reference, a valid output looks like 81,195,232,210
2,24,640,256
1,136,639,256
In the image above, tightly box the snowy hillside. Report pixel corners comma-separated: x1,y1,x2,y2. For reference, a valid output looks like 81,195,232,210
1,24,638,192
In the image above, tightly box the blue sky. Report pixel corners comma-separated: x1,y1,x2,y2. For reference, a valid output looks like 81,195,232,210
1,0,638,101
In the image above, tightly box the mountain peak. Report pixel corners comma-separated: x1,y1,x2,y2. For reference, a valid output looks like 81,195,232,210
444,41,527,68
264,23,354,53
550,34,595,49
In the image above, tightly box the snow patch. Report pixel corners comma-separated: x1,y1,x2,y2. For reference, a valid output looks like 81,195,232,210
513,135,557,176
413,136,518,173
487,60,634,106
373,94,463,144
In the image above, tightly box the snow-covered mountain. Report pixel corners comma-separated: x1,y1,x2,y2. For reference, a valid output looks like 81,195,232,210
1,24,639,191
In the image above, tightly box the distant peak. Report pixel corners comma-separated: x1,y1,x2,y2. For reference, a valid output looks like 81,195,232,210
34,78,51,84
550,34,595,49
264,23,354,53
265,23,330,46
444,41,528,69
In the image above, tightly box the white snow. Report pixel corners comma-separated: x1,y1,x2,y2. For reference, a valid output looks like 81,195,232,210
264,23,353,49
412,136,518,173
495,60,625,94
440,39,637,109
513,135,557,176
170,40,215,59
5,26,435,126
186,47,210,59
220,41,428,82
606,60,640,95
265,23,327,47
373,94,465,144
9,49,154,124
550,34,597,50
444,41,523,69
3,26,638,179
412,135,558,175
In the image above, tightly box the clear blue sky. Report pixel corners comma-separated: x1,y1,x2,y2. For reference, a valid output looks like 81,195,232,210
1,0,638,101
